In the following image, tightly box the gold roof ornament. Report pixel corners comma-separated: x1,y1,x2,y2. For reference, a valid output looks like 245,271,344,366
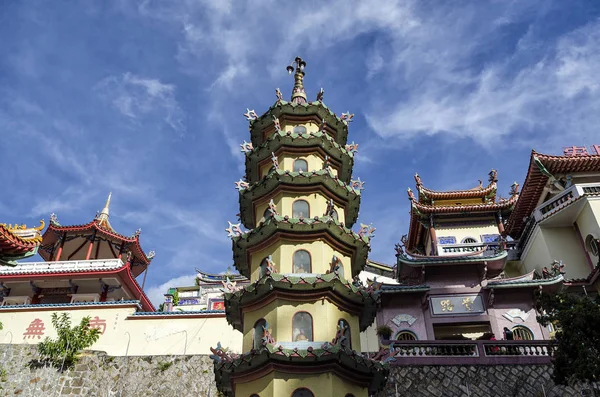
287,56,307,105
96,192,115,231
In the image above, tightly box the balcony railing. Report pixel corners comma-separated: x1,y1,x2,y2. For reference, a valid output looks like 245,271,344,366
533,183,600,222
0,258,125,274
439,242,505,256
382,340,553,365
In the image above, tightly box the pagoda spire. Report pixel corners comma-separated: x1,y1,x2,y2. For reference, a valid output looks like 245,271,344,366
287,56,307,105
96,192,113,231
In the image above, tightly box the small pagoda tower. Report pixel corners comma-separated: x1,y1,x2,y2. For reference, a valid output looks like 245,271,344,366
211,58,388,397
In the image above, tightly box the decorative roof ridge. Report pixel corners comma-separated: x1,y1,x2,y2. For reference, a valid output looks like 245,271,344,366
410,193,518,214
532,150,600,161
0,259,127,275
238,168,361,196
251,100,345,127
132,310,225,316
244,129,356,158
228,214,374,245
397,250,507,265
224,272,381,300
487,270,536,283
46,219,154,262
0,220,45,245
484,274,563,288
195,268,248,282
0,300,142,310
413,170,499,201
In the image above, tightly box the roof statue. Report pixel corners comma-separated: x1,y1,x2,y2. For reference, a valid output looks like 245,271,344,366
0,220,45,266
286,56,307,105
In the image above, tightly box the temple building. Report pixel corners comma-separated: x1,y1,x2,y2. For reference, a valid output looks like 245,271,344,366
210,57,388,397
505,147,600,291
0,194,154,311
378,171,563,342
0,220,44,267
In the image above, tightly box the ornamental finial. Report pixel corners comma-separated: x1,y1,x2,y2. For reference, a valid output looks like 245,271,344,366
286,56,307,105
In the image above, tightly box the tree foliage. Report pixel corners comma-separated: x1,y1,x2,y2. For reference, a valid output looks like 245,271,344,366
535,291,600,385
37,313,101,370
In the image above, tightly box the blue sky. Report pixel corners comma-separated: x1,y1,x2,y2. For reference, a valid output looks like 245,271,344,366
2,1,599,306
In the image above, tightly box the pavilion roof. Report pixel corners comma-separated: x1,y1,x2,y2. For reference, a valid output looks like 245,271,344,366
414,170,498,203
0,220,44,265
505,150,600,238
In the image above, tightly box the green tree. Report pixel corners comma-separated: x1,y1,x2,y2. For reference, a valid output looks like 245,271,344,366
536,291,600,385
37,313,101,370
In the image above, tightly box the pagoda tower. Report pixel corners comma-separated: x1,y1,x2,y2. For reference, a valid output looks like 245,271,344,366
211,58,388,397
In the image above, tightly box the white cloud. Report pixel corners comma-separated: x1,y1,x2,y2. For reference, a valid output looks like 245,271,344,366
145,273,197,308
95,73,186,134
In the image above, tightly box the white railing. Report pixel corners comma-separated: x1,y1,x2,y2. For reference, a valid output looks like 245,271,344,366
439,242,499,256
532,183,600,222
0,258,125,274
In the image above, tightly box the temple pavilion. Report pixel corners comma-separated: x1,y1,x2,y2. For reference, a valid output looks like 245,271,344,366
210,57,388,397
378,171,563,342
0,194,155,311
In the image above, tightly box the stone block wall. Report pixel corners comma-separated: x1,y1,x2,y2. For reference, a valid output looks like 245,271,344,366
0,345,219,396
1,344,597,396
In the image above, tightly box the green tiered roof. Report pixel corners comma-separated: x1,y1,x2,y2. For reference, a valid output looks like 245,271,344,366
244,129,355,184
224,272,380,332
238,168,361,228
248,101,349,147
212,342,389,397
231,215,371,279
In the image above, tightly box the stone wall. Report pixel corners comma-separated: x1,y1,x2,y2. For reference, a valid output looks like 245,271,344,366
1,344,597,397
0,345,219,396
381,365,597,397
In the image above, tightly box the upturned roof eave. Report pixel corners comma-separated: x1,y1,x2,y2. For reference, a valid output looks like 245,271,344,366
231,216,371,278
248,101,349,147
396,250,508,267
238,169,361,228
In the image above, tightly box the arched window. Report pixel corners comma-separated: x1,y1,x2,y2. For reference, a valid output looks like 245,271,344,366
293,159,308,173
462,237,478,244
253,319,266,349
395,330,417,341
292,200,309,218
585,234,599,256
293,250,311,273
292,388,314,397
293,125,307,134
292,312,313,342
512,326,534,341
338,319,351,348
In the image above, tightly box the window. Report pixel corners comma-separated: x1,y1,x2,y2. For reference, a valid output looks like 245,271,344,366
293,125,307,134
293,159,308,173
292,312,313,342
253,319,266,349
292,200,309,218
292,389,314,397
338,319,351,348
293,250,311,273
512,326,533,341
462,237,478,244
395,330,417,341
585,234,599,256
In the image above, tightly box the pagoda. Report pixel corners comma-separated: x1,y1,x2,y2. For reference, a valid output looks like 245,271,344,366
0,194,155,311
211,58,388,397
379,171,560,342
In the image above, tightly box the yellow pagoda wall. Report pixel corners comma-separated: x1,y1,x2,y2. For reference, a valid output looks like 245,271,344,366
241,298,361,352
235,372,368,397
259,153,340,180
255,191,346,228
249,240,353,281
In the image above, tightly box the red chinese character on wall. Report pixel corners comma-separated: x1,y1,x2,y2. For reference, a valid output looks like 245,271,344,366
23,319,45,339
591,145,600,155
563,146,589,156
88,316,107,334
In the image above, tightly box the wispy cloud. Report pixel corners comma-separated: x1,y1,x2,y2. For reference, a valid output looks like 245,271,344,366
95,73,186,134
